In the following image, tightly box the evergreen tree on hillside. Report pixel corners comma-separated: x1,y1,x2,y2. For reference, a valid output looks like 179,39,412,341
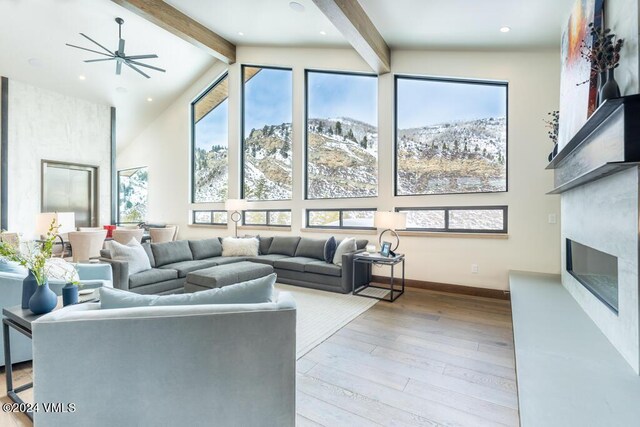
482,147,487,157
281,130,291,158
361,135,368,149
474,144,480,153
347,129,356,142
262,125,269,135
317,122,324,134
335,121,342,136
464,142,468,152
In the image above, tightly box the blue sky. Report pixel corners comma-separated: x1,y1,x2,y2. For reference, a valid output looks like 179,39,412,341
244,68,293,138
195,98,228,150
397,79,506,129
308,72,377,126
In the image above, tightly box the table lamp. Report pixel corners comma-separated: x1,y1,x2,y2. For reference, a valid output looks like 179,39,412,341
36,212,76,238
374,211,406,254
225,199,248,238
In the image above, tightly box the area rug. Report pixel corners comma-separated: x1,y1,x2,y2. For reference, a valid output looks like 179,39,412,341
275,283,386,359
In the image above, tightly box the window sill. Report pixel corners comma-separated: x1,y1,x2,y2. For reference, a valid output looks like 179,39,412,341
301,228,377,235
188,224,228,229
397,231,509,239
238,225,292,232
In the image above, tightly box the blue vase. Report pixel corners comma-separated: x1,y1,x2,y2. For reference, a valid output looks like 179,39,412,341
21,270,38,309
29,282,57,315
62,283,78,306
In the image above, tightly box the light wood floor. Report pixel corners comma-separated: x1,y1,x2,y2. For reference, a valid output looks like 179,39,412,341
0,287,518,427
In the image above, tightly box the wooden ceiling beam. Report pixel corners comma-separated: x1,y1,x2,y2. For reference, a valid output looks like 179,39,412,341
111,0,236,64
312,0,390,74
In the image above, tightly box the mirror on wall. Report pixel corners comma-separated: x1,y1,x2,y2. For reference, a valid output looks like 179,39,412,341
41,160,98,228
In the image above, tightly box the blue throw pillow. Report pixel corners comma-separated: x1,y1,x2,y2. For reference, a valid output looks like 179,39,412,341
324,236,337,263
100,273,276,309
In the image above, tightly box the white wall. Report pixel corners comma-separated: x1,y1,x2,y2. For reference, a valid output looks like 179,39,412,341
7,80,111,237
605,0,640,95
118,46,561,290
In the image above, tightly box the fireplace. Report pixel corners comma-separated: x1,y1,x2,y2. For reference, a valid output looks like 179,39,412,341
567,239,619,313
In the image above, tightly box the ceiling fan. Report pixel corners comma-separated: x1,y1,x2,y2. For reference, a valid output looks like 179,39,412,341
66,17,165,79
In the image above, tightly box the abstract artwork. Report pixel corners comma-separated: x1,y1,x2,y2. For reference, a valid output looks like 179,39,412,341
558,0,604,148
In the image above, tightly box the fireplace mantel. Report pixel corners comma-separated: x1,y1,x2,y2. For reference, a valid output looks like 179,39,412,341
547,94,640,194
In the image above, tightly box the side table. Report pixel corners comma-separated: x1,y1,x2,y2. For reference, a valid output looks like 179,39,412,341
352,253,405,302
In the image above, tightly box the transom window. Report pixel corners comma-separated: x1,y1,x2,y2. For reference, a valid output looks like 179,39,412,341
395,75,508,196
396,206,508,233
243,210,291,227
193,210,228,225
306,208,376,229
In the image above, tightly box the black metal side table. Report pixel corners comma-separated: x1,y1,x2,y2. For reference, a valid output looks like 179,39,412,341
352,253,405,302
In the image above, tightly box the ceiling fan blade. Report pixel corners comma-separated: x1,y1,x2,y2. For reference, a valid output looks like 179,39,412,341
118,38,125,55
66,43,114,58
84,57,117,63
123,61,150,79
116,61,122,75
80,33,114,55
123,54,158,60
127,60,165,73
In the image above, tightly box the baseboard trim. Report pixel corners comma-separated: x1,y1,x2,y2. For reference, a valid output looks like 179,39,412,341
371,275,510,300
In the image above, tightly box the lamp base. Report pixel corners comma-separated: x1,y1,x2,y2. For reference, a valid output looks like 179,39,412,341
378,229,400,252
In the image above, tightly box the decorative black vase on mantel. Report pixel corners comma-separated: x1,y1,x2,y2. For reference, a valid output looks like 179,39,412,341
599,68,621,104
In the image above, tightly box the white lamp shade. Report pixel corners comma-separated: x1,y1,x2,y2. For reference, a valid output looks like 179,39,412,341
225,199,248,212
36,212,76,236
374,211,406,230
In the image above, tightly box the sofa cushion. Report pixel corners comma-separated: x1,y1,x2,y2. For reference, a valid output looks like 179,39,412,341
102,273,276,309
151,240,193,267
324,237,337,263
189,238,222,260
186,262,274,289
259,237,273,255
305,261,342,277
333,237,356,266
274,257,319,272
208,256,248,266
295,238,327,260
246,254,288,266
268,236,301,256
111,239,152,275
222,237,259,257
129,268,178,289
159,259,219,278
141,242,156,267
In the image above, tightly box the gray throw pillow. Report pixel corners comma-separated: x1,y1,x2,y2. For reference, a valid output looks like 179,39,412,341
100,273,276,309
268,236,301,256
189,238,223,260
295,238,327,260
111,239,152,275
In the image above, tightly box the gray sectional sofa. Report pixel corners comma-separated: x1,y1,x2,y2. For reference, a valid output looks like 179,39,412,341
100,236,371,295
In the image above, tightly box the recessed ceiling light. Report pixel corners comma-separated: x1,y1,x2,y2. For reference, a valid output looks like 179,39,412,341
289,1,305,12
78,75,86,81
147,97,153,102
28,58,43,68
500,26,511,33
238,31,244,36
116,87,128,94
319,30,327,36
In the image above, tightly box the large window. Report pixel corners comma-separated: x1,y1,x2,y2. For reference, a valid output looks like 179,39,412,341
118,167,148,224
242,66,293,201
192,73,229,203
306,208,376,229
396,206,508,233
395,76,507,196
306,70,378,199
243,210,291,227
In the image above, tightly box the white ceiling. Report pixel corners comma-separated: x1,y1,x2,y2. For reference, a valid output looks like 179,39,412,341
0,0,573,148
0,0,216,146
167,0,574,49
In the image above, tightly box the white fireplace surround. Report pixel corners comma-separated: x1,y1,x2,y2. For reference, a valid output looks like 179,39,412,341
561,167,640,374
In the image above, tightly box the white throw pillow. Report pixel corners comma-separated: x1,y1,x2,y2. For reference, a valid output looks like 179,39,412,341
221,237,259,257
44,258,80,283
111,238,152,275
333,237,357,265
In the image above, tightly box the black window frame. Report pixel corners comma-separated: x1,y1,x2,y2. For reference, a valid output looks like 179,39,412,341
306,208,377,230
190,71,229,204
393,74,509,197
304,68,379,201
395,206,508,234
117,166,148,225
240,64,294,202
192,210,228,226
242,209,292,227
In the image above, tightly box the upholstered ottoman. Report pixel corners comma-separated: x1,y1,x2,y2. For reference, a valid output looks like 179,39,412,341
185,261,274,293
